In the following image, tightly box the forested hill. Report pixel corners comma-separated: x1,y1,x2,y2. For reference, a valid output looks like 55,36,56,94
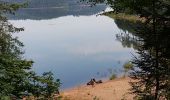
5,0,106,20
5,0,79,8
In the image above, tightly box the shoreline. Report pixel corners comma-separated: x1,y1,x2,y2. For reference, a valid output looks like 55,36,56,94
61,77,134,100
61,77,110,92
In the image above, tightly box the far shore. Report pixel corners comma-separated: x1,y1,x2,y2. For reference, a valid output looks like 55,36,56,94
60,77,135,100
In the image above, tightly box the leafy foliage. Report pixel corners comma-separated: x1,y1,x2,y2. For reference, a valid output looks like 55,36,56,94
40,72,61,98
0,1,32,97
0,1,60,99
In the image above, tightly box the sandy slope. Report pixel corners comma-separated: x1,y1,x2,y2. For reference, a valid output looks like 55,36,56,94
61,77,134,100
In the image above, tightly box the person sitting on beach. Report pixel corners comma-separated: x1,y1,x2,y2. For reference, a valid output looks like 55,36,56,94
96,80,102,84
87,79,95,87
91,78,103,84
87,78,103,87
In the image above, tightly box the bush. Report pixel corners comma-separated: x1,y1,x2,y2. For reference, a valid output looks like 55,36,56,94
109,73,117,80
123,61,133,77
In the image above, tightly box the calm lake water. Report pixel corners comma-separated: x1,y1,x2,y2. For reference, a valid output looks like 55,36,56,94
10,8,135,89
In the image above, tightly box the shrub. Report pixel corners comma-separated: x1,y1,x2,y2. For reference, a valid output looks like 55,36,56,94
109,73,117,80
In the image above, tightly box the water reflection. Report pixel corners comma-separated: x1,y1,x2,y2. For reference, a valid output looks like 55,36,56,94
114,19,143,49
9,5,106,20
10,15,134,89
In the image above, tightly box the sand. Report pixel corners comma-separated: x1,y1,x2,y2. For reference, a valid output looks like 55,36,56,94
61,77,134,100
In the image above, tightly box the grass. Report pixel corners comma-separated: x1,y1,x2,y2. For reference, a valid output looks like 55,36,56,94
93,96,100,100
0,96,10,100
102,12,145,23
109,73,117,80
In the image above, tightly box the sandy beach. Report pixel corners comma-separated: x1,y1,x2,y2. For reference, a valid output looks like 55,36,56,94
61,77,134,100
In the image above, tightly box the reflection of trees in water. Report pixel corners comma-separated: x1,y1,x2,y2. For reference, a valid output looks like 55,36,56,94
9,5,106,20
116,31,142,49
115,19,143,49
7,0,106,20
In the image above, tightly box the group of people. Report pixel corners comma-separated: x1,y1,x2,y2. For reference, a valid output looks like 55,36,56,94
87,78,103,87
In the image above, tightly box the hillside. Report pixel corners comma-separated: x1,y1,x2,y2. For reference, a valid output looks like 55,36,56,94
6,0,106,20
5,0,86,8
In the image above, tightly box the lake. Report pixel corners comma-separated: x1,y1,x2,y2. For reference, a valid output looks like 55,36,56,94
10,7,135,90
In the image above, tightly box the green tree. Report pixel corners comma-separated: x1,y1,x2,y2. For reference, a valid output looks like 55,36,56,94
0,1,33,98
40,71,61,98
25,71,61,99
0,1,61,99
